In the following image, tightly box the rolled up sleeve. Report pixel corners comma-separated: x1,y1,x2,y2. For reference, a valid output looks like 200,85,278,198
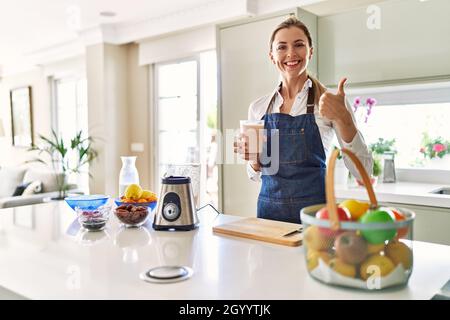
339,131,373,181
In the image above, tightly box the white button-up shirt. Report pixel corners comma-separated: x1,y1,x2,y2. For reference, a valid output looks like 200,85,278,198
246,79,373,182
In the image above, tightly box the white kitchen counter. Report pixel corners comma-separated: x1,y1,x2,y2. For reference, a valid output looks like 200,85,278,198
336,182,450,208
0,201,449,300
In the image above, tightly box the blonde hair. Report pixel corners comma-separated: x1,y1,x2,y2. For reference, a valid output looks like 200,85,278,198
310,76,327,105
269,16,312,51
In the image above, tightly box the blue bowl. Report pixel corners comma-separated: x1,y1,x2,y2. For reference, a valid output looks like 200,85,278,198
114,198,157,211
65,195,110,211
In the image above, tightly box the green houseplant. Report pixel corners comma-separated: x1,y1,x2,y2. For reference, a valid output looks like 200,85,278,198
27,130,98,199
356,138,396,186
369,138,397,156
419,133,449,159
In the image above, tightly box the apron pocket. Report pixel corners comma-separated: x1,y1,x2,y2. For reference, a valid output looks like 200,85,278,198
278,128,308,164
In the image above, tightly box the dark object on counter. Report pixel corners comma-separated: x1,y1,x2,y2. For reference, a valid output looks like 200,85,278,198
78,209,108,231
431,279,450,300
115,204,149,226
81,218,107,231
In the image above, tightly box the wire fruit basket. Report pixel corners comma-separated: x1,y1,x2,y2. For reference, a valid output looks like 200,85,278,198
300,148,415,290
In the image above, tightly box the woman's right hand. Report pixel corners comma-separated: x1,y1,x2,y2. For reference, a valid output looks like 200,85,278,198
233,133,261,171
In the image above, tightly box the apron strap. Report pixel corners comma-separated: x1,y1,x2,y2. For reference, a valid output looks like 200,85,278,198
264,78,316,116
306,80,315,114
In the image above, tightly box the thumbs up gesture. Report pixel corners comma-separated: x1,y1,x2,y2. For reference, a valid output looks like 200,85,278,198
318,78,350,123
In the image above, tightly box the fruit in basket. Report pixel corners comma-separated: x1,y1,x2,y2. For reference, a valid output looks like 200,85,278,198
385,240,413,269
306,249,332,271
124,184,143,200
315,206,351,237
339,199,370,221
334,231,368,265
367,242,385,255
390,208,409,239
329,258,357,278
304,226,333,251
359,209,397,244
360,254,395,280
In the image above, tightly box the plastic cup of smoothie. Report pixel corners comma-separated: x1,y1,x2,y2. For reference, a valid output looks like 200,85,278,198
239,120,264,155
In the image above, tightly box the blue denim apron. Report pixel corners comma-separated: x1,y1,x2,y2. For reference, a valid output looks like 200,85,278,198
257,81,326,224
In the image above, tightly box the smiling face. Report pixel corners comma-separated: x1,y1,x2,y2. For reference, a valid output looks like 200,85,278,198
269,26,313,79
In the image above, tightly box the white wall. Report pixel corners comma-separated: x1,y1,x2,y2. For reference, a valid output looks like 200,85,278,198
0,68,51,167
85,43,152,196
127,44,151,191
318,0,450,87
139,26,216,65
0,56,87,171
86,44,129,197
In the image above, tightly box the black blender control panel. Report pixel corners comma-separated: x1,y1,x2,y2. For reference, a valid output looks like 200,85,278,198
162,192,181,222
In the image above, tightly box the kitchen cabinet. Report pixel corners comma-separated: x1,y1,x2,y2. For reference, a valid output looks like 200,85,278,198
318,0,450,86
380,202,450,246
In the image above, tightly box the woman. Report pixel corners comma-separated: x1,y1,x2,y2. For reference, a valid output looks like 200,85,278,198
234,17,373,224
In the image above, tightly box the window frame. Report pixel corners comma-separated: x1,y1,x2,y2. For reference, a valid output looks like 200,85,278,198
51,75,89,191
153,55,201,193
345,81,450,183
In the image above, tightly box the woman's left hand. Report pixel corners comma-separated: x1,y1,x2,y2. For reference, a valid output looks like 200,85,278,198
318,78,352,125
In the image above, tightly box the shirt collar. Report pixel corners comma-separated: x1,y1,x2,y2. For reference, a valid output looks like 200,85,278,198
272,78,313,98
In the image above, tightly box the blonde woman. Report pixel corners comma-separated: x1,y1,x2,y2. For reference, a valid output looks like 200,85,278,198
234,17,372,223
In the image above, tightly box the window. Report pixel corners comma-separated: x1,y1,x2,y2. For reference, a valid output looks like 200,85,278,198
154,51,218,206
348,83,450,171
53,77,89,191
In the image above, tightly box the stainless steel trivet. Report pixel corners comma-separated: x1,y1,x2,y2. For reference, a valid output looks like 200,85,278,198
140,266,194,284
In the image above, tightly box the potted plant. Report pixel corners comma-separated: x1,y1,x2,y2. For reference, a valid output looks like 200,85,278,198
356,138,396,186
352,97,377,124
27,130,98,199
419,133,450,169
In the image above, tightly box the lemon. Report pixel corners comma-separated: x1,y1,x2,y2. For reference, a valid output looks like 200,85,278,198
124,184,143,200
339,199,370,220
141,189,156,199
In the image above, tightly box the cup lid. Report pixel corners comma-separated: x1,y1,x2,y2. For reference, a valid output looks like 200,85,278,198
162,176,191,185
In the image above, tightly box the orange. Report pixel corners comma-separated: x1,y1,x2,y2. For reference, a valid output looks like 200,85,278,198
385,240,413,269
304,226,333,251
390,208,409,239
306,249,332,271
329,258,357,278
360,254,395,280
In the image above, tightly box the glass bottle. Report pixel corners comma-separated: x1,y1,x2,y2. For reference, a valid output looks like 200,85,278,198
119,156,139,197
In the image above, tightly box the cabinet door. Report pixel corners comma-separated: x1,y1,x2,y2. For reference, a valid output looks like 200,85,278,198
318,0,450,86
382,202,450,246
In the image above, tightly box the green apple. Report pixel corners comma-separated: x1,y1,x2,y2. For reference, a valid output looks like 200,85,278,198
359,210,397,244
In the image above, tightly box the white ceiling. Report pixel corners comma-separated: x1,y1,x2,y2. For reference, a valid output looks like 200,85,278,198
0,0,383,76
0,0,216,75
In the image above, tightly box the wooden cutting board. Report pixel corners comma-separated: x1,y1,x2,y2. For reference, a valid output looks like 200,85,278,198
213,217,303,247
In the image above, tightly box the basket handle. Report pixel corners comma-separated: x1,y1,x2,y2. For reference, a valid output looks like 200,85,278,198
327,148,378,230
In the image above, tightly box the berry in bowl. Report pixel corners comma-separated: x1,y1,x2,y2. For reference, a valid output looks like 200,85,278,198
114,204,150,227
76,205,111,232
114,198,157,211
